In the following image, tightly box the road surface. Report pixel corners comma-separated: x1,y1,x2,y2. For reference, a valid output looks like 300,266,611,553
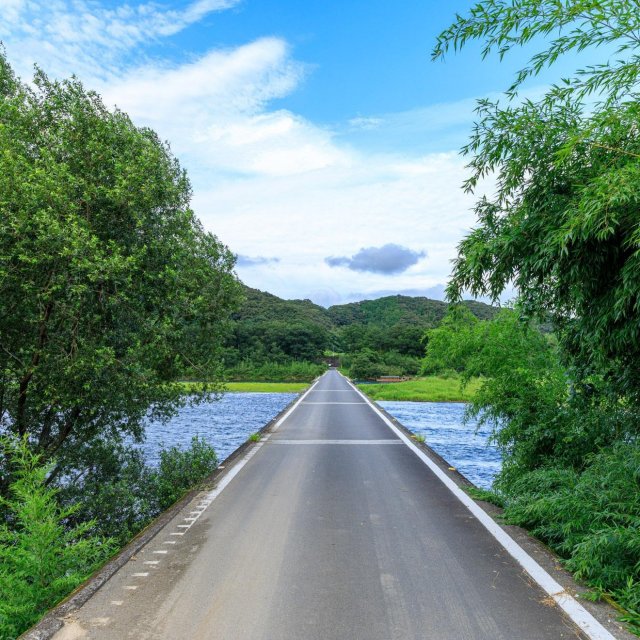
53,370,596,640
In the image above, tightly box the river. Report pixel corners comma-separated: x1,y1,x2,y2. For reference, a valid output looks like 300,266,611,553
143,392,501,489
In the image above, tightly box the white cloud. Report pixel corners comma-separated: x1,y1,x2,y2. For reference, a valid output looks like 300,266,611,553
0,0,241,80
191,149,491,304
98,38,348,177
0,0,495,305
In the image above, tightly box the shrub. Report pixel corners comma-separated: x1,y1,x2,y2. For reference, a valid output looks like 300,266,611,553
499,442,640,630
150,437,218,512
226,360,326,382
60,437,219,545
0,437,114,638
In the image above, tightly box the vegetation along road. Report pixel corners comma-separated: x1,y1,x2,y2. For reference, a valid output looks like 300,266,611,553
47,370,618,640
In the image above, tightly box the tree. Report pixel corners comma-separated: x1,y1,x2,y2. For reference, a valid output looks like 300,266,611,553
348,350,384,381
434,1,640,402
422,306,480,374
0,53,240,489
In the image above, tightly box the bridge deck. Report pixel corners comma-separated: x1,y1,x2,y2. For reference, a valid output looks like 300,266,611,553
53,370,599,639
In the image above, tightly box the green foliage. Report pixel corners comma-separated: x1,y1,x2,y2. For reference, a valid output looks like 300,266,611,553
233,286,332,329
426,308,630,476
226,360,326,382
432,9,640,623
433,0,640,106
58,441,156,545
181,381,309,393
435,1,640,403
226,320,329,365
248,433,261,443
0,437,114,638
497,444,640,630
347,350,385,381
60,437,218,545
150,437,218,512
428,306,640,625
0,55,239,490
422,306,481,375
228,286,499,380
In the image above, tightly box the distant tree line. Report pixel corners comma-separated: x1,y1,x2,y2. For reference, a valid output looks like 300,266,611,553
225,286,498,380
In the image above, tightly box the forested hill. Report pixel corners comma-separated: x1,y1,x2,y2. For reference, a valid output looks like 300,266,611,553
232,286,333,328
224,285,499,378
327,295,497,327
234,285,498,330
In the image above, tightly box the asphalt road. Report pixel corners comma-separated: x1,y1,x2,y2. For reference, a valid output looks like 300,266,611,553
53,370,590,640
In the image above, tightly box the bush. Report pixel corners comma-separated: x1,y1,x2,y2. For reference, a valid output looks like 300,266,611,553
150,437,218,511
226,360,326,382
346,350,384,380
0,437,114,638
60,437,219,545
499,443,640,631
59,440,157,545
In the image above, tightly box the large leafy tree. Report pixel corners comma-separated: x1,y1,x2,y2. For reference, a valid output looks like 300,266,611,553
0,53,240,487
434,1,640,400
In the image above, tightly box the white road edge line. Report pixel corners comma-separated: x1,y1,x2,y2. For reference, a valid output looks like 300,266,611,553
114,382,322,601
273,377,322,431
159,377,322,541
344,373,617,640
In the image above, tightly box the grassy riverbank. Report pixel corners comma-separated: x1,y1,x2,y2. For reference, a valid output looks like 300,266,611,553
180,381,309,393
358,376,481,402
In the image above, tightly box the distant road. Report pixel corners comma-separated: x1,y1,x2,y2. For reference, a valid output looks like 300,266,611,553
53,370,609,639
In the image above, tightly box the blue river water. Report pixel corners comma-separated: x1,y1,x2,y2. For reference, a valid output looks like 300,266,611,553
142,393,501,489
141,392,297,466
379,401,501,489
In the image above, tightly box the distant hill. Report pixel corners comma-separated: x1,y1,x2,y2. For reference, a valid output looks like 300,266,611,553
235,285,498,331
233,286,332,329
224,285,501,377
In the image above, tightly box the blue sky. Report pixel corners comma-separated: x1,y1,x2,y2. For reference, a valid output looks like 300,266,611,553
0,0,602,305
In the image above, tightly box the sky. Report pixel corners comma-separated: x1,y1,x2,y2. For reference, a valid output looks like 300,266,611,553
0,0,597,306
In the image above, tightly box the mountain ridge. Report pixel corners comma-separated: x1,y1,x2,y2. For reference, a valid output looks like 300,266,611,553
234,284,499,329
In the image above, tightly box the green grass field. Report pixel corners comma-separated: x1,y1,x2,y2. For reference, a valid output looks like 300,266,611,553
358,376,481,402
179,381,309,393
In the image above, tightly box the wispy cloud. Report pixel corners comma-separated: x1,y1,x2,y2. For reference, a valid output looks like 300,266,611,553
0,0,241,80
98,38,340,177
